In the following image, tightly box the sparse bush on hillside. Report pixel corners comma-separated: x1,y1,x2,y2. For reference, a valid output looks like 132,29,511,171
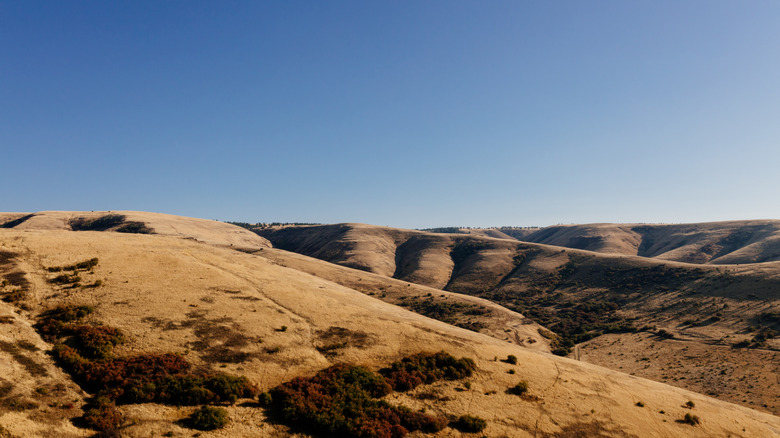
187,405,229,430
680,413,700,426
116,221,153,234
503,354,518,365
70,215,127,231
1,271,31,303
69,215,153,234
47,258,100,273
48,273,82,285
451,414,487,433
507,381,529,396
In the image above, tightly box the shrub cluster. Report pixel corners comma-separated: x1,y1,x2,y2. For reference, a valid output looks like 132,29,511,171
35,305,94,341
380,351,476,392
681,413,700,426
81,396,122,431
70,215,126,231
269,363,447,438
72,324,125,359
69,215,153,234
48,274,82,285
116,221,154,234
48,258,99,272
37,305,255,431
53,344,254,406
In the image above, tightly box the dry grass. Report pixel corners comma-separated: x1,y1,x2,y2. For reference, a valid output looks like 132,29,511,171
0,216,778,437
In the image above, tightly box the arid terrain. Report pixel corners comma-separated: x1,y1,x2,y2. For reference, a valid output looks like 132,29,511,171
0,211,778,437
255,222,780,415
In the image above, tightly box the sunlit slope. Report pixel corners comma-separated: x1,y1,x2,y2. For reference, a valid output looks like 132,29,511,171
0,210,271,251
256,223,780,414
252,246,550,352
521,220,780,264
1,229,778,437
256,223,780,340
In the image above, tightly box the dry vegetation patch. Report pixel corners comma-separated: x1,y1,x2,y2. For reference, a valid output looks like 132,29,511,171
36,303,256,432
266,352,475,438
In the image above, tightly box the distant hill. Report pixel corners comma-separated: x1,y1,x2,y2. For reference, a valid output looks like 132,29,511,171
417,221,780,265
519,221,780,264
255,222,780,413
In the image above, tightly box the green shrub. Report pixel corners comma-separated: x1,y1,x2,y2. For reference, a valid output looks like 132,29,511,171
257,391,272,407
187,405,229,430
504,354,518,365
681,413,700,426
451,414,487,433
508,381,528,396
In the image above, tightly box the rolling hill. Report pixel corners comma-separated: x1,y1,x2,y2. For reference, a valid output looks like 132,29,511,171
0,212,777,437
255,222,780,414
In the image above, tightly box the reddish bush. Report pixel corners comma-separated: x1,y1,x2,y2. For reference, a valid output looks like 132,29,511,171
381,351,475,391
72,325,125,359
82,396,123,431
269,363,445,438
35,305,94,341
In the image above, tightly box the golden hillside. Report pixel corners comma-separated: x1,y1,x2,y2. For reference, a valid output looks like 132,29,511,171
0,213,777,437
517,221,780,264
256,222,780,414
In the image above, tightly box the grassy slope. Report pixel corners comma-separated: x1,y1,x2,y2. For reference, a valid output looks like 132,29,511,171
520,220,780,264
0,227,777,436
256,223,780,414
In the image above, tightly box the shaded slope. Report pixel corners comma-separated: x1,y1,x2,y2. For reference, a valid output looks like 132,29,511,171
0,228,778,437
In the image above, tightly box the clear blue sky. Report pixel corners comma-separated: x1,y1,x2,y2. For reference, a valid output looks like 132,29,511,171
2,1,779,228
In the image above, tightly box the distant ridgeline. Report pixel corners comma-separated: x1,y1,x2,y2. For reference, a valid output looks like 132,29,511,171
227,221,322,230
417,226,541,235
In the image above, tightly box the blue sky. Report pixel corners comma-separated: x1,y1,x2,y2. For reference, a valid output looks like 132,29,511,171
2,1,779,228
